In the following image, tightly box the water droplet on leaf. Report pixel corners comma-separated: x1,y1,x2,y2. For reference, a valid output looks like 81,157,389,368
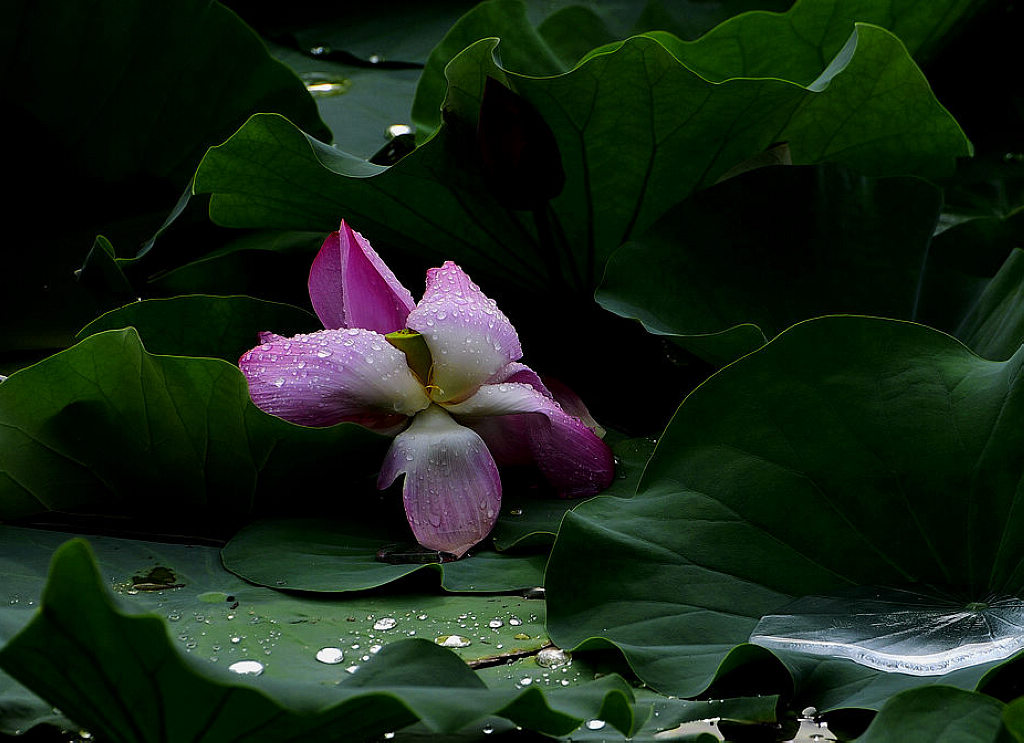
435,634,472,648
315,647,344,665
228,660,264,676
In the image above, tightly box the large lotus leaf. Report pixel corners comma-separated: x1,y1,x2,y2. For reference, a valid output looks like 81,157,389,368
599,171,1024,365
0,528,778,740
193,22,968,298
545,316,1024,708
0,329,384,527
76,296,317,363
222,518,547,593
0,527,554,676
412,0,977,137
856,687,1008,743
597,166,942,365
0,537,653,741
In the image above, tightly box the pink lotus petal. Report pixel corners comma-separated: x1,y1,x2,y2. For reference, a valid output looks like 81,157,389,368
239,328,429,432
488,362,553,398
540,375,603,436
406,262,522,403
378,405,501,557
447,383,614,497
308,221,416,333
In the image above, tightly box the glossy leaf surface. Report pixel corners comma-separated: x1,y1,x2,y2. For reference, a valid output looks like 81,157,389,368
546,317,1024,706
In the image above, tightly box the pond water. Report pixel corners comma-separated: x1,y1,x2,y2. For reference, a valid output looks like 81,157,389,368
749,586,1024,675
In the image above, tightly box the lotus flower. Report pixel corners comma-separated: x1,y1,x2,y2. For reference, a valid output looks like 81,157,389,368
239,221,614,556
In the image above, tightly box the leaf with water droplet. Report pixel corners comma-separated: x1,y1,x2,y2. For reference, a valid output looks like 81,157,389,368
0,536,655,740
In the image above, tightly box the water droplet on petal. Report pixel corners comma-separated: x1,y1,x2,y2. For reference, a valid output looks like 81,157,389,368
585,720,606,730
373,617,398,631
508,616,523,626
488,618,504,628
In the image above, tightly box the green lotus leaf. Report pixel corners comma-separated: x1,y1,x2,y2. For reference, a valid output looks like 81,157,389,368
597,166,944,365
0,535,656,740
221,518,547,593
1006,695,1024,742
412,0,978,137
546,316,1024,709
598,167,1024,365
0,528,777,739
856,687,1007,743
76,296,317,363
193,21,968,300
0,329,384,527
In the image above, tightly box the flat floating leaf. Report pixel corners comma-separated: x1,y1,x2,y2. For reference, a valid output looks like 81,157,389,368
0,532,648,740
546,316,1024,709
221,518,546,593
